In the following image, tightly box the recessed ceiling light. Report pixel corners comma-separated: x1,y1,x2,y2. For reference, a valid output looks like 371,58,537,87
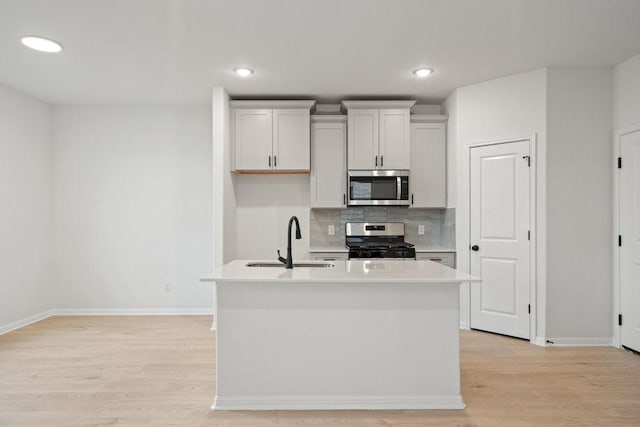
234,67,254,77
413,68,433,78
20,36,63,53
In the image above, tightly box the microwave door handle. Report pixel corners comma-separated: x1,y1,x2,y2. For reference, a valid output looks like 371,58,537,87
397,177,402,200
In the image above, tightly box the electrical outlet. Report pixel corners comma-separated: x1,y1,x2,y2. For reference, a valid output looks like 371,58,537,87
418,224,425,235
328,225,335,236
164,282,172,293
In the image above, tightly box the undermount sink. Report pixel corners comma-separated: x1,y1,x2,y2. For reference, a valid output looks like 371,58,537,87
246,262,335,268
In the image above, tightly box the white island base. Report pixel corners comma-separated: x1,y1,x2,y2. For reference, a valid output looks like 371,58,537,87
205,260,479,411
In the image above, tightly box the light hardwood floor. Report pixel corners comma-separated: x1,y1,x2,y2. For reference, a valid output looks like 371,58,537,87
0,316,639,426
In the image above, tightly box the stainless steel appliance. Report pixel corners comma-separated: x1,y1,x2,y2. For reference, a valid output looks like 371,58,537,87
346,222,416,259
347,170,410,206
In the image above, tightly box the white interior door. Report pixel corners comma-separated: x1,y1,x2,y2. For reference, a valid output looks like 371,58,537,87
470,140,530,339
620,129,640,352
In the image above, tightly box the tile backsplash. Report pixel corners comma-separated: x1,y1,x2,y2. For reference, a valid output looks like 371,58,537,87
310,207,455,249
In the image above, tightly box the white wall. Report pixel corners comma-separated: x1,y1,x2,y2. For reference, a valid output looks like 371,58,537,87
614,53,640,130
451,69,548,336
52,105,213,310
212,88,237,266
0,83,53,330
211,89,312,263
442,92,457,208
546,68,613,341
235,175,310,260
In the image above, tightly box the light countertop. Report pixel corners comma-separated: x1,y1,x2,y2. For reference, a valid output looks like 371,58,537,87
202,259,480,284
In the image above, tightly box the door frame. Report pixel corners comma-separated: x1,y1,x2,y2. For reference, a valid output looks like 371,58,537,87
613,124,640,348
467,135,538,343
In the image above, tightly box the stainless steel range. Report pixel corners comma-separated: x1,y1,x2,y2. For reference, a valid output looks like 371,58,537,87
346,222,416,259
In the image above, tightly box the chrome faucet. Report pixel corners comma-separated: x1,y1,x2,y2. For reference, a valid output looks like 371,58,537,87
277,216,302,269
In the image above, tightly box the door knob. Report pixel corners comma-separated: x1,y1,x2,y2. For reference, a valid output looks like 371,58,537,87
471,245,479,251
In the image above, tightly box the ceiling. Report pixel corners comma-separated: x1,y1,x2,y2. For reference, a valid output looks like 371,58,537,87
1,0,640,105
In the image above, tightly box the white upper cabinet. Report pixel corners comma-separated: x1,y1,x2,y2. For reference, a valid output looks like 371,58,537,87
410,120,447,208
273,109,310,170
347,109,378,170
379,109,410,169
234,109,273,170
310,117,347,208
231,100,315,172
342,101,415,170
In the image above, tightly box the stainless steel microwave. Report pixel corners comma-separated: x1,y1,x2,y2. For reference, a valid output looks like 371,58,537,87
348,170,410,206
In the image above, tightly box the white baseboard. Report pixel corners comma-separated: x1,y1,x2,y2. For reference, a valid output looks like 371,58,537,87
53,308,214,316
531,336,547,347
459,321,469,330
0,308,214,335
212,395,465,410
544,337,613,347
0,310,54,335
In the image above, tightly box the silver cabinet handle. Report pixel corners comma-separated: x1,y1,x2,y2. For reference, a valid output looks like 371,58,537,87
274,155,277,168
268,155,271,167
381,155,384,167
343,194,346,205
375,155,378,167
430,258,442,262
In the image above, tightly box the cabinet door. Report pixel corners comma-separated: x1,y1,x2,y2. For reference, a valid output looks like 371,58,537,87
379,109,410,169
312,252,349,261
410,123,446,208
273,109,310,170
347,109,378,169
234,109,273,170
311,122,347,208
416,252,455,268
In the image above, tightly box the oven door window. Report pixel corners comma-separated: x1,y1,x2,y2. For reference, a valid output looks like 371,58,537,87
350,177,398,200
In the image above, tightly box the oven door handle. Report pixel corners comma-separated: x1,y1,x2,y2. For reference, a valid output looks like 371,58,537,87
397,177,402,200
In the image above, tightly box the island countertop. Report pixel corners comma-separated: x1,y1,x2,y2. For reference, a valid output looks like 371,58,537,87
202,259,480,284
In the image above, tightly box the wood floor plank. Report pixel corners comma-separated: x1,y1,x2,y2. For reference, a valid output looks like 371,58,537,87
0,316,639,426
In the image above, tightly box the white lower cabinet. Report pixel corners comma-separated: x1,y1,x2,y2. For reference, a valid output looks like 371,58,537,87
312,252,349,261
312,252,453,265
416,252,455,268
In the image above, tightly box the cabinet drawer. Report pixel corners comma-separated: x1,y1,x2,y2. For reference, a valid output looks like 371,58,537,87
312,252,348,261
416,252,455,268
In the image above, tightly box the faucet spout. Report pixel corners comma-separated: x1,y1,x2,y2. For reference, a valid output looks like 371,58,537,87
282,216,302,269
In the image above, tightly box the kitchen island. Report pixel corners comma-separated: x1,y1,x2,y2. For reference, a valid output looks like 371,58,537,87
201,259,480,411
